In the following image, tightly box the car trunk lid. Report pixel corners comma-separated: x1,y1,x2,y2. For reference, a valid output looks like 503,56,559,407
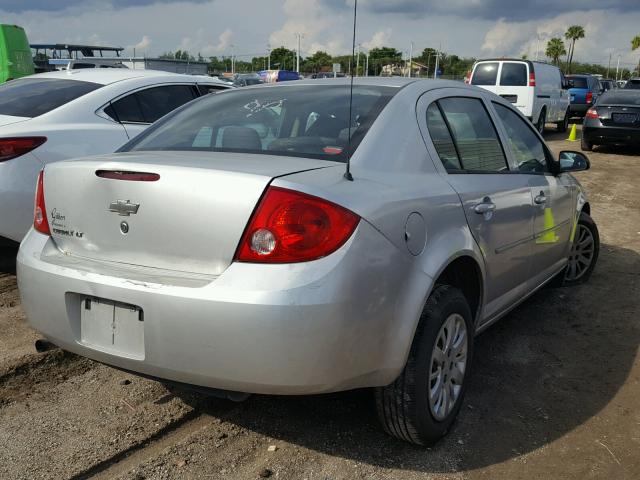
598,105,640,127
43,151,337,275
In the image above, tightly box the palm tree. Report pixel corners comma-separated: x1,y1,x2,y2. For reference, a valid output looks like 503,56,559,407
632,35,640,76
565,25,586,73
546,38,567,66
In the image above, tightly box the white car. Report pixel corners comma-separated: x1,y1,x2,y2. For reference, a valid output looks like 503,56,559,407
0,69,231,244
469,59,571,134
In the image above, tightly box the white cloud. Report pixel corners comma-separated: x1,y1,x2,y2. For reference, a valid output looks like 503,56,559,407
362,28,392,50
128,35,152,53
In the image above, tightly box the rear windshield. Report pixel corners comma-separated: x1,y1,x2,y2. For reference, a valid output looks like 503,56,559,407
567,77,588,89
598,91,640,105
124,85,398,162
0,78,102,117
471,63,499,86
499,63,527,86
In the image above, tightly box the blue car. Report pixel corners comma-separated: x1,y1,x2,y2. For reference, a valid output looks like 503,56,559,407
567,74,603,118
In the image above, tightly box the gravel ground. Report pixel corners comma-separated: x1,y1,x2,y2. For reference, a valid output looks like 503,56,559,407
0,124,638,480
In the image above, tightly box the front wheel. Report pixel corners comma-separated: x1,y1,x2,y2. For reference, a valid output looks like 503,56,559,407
562,212,599,286
375,285,474,446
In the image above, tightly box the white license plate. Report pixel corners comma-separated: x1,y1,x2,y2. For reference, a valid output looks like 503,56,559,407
80,298,144,359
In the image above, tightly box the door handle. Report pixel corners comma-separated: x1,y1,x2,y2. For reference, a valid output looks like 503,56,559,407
534,191,546,205
474,201,496,214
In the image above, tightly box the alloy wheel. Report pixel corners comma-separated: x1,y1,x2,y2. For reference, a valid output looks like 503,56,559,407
565,224,595,282
428,313,468,421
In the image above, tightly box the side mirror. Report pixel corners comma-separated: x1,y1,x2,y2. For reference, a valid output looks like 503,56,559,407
558,151,590,173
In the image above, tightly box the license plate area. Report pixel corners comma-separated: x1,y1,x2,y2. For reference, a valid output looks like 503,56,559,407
80,297,144,360
613,113,637,124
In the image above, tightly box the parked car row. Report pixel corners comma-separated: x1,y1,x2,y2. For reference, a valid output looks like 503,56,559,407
8,74,599,446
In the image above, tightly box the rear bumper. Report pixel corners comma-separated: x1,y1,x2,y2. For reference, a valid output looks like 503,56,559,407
569,104,590,116
17,223,419,395
583,126,640,145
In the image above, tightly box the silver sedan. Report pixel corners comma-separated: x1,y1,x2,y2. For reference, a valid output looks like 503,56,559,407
17,78,599,446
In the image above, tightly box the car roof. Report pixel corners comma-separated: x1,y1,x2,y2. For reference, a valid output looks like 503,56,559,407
25,69,224,86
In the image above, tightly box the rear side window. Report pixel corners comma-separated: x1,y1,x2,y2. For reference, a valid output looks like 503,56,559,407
0,78,101,117
598,92,640,105
436,97,508,172
106,85,198,124
426,103,461,170
499,63,527,86
471,63,499,86
624,79,640,90
198,84,228,95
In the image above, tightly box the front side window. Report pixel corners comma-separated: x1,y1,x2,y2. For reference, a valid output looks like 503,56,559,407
499,63,527,86
124,85,397,162
0,78,102,117
471,62,499,86
437,97,508,172
493,103,550,173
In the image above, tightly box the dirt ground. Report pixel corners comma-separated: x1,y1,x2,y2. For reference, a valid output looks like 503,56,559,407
1,124,638,480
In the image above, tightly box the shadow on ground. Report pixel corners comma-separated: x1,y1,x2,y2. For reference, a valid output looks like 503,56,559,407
178,243,640,473
0,240,18,274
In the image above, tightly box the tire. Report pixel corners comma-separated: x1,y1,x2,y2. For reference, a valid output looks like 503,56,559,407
375,285,474,446
536,109,546,135
581,135,593,151
556,109,569,133
562,212,599,286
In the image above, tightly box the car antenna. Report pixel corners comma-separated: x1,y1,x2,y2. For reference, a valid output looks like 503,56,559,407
344,0,358,182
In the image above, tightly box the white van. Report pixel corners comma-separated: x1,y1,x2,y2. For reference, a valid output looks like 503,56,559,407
468,59,570,133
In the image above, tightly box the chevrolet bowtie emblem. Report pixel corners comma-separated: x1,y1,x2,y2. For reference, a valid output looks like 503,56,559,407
109,200,140,216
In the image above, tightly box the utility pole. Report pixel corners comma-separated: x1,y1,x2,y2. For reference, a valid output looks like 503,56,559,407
616,54,621,81
408,41,413,78
356,43,361,77
607,52,612,78
267,44,271,70
230,44,235,74
433,45,441,79
365,52,369,77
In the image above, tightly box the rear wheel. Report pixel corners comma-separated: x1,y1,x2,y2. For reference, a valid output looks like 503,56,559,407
556,109,569,133
375,285,474,446
562,212,599,286
536,109,546,135
581,135,593,151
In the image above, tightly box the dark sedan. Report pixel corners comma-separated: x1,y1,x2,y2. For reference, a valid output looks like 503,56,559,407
582,89,640,151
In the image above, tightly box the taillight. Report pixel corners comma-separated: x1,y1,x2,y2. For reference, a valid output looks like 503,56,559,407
34,170,51,236
528,71,536,87
586,92,593,104
0,137,46,163
585,108,599,119
235,186,360,263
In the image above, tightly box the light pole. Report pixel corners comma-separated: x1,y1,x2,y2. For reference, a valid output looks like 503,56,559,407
230,44,235,74
365,52,369,77
607,52,612,79
356,43,361,77
616,54,621,81
433,46,440,79
267,44,271,70
408,41,414,78
295,33,303,73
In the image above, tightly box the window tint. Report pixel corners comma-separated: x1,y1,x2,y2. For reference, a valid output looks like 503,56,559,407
471,62,499,86
567,76,588,89
624,79,640,90
0,78,101,118
493,103,550,173
124,85,397,162
106,85,197,124
500,63,527,86
198,84,228,95
426,103,461,170
438,97,508,172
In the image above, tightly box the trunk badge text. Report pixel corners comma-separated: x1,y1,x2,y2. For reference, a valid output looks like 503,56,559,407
109,200,140,216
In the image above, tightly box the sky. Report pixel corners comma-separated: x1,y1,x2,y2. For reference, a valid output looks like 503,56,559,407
1,0,639,69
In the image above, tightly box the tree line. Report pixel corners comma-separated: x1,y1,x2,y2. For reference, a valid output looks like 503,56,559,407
158,27,640,80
